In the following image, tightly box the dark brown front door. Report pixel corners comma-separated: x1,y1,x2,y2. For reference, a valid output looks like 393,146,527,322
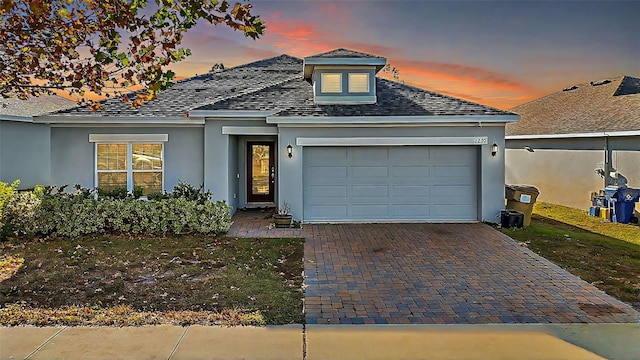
247,142,275,203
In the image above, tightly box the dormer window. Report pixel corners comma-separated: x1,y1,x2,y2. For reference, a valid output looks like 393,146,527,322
303,48,387,105
348,73,369,93
313,70,376,104
321,73,342,93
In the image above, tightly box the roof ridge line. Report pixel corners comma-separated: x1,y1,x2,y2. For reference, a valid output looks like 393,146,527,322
176,53,303,83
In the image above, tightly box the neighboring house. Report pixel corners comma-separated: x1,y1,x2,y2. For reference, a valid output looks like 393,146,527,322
0,95,77,188
2,49,519,223
505,75,640,211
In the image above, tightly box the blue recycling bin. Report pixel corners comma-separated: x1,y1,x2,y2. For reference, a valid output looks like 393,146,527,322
611,187,640,224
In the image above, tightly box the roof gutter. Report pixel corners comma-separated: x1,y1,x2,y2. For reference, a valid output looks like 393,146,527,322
506,130,640,140
268,115,520,125
0,115,34,123
33,115,202,125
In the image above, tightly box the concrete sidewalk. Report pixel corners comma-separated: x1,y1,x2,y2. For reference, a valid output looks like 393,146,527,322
2,324,639,360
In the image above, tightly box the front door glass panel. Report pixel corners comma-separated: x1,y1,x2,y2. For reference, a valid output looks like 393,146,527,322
252,144,270,195
247,142,275,203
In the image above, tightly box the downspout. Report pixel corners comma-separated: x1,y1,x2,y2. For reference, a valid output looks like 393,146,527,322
604,135,614,187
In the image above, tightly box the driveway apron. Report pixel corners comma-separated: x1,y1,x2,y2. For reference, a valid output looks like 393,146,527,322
229,211,640,325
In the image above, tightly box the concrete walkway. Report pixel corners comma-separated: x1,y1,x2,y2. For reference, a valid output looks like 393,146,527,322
2,324,639,359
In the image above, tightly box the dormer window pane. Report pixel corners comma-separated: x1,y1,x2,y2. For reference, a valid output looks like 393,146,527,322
349,73,369,93
321,73,342,93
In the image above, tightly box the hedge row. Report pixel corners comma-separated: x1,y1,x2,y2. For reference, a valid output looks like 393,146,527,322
0,182,232,239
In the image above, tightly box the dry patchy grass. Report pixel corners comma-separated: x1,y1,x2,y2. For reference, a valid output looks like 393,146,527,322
0,235,304,326
0,256,24,282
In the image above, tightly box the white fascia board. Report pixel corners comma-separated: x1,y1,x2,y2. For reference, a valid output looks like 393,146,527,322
506,130,640,140
296,136,488,146
189,110,274,118
221,126,278,135
313,65,376,70
0,115,34,123
303,58,387,78
268,115,519,125
89,134,168,142
34,115,203,125
304,58,387,66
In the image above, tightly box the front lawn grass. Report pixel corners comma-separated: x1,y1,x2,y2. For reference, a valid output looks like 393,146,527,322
502,214,640,310
534,202,640,245
0,235,304,326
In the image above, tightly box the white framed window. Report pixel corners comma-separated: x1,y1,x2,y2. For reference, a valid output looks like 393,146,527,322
348,73,369,93
95,141,164,195
320,73,342,93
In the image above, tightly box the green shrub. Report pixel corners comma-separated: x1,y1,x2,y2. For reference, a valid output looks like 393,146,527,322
170,181,212,204
1,183,232,238
98,187,130,200
0,180,21,239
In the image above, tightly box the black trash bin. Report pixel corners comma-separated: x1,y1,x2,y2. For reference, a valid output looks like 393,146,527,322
501,210,524,228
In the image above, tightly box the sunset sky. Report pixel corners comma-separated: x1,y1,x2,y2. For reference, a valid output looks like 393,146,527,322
167,0,640,110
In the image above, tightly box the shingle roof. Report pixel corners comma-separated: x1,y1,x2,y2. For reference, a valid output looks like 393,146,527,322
196,77,512,117
0,95,77,118
506,76,640,136
305,48,385,59
53,51,512,118
54,54,302,117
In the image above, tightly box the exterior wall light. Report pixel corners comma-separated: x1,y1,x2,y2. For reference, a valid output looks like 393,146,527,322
287,144,293,158
491,143,499,157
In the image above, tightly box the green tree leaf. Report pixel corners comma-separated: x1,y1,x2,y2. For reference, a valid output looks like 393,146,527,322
0,0,265,109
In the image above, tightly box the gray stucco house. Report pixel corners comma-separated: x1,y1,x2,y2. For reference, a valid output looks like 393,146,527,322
0,95,77,188
1,49,519,223
505,75,640,211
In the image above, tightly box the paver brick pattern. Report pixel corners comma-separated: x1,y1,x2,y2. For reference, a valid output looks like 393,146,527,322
229,210,640,325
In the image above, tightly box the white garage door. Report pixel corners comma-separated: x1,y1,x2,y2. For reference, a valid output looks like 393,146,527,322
303,146,478,221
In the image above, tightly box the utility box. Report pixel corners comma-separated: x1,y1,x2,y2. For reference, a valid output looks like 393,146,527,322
505,185,540,226
501,210,524,228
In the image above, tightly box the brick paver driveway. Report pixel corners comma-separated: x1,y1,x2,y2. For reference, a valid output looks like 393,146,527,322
229,211,640,325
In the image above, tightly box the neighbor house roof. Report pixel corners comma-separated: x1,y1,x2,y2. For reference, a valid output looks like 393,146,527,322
0,95,77,120
506,75,640,136
50,49,513,119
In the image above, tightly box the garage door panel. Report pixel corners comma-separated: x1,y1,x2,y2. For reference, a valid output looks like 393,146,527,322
352,185,388,197
352,166,388,178
393,205,430,217
308,205,348,218
309,166,347,180
390,147,431,164
392,185,430,197
352,204,389,217
308,185,347,198
432,146,470,159
393,197,431,205
351,147,388,163
392,166,430,178
432,185,474,200
307,147,347,164
304,146,477,221
432,204,476,218
434,165,473,178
